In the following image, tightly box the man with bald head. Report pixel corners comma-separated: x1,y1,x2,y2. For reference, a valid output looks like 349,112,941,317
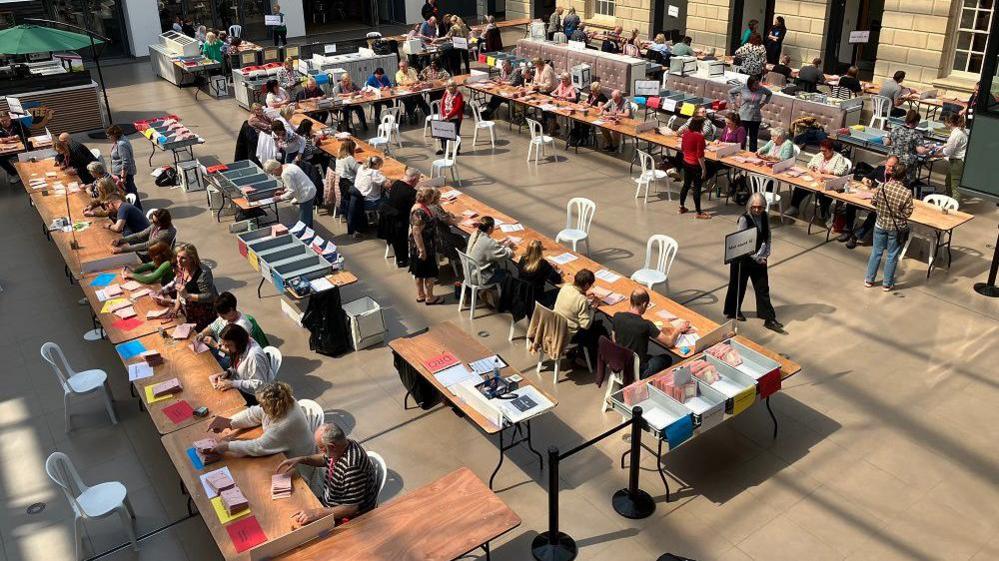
53,132,98,184
599,89,631,152
612,288,691,379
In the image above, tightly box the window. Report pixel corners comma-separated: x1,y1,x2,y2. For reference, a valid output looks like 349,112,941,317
953,0,994,76
595,0,615,17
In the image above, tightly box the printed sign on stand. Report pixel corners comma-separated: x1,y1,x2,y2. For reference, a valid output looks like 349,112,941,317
452,37,468,50
324,44,337,54
430,119,457,141
724,228,757,264
264,14,283,26
634,80,660,97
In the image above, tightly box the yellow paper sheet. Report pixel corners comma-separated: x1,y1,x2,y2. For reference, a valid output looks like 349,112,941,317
100,298,130,314
144,384,176,405
210,496,251,524
248,252,259,271
730,386,756,416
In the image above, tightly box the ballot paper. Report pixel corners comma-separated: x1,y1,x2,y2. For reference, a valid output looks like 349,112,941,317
309,277,335,293
122,280,142,291
499,223,524,233
127,362,154,381
147,308,170,319
507,236,523,245
434,363,481,389
104,284,123,297
131,288,151,299
114,306,137,320
172,323,195,339
595,269,622,283
200,467,235,498
677,333,700,349
469,355,507,375
656,309,678,321
549,252,578,265
439,190,461,202
271,474,293,499
289,221,306,235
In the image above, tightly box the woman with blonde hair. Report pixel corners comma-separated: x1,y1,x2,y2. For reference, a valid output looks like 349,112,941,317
517,239,563,307
83,176,124,217
154,243,218,329
202,381,314,458
201,31,224,63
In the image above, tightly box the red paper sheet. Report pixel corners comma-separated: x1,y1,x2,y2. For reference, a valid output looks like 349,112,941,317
111,317,144,331
162,400,194,424
226,515,267,553
422,351,460,373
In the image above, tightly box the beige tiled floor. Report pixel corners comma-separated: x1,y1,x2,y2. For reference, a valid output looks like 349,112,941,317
0,54,997,561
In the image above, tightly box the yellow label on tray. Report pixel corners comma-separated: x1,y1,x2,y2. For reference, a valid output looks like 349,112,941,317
144,385,175,405
731,386,756,416
248,252,259,271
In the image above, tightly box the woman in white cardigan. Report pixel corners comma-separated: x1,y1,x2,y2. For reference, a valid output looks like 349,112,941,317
210,324,275,405
205,381,314,458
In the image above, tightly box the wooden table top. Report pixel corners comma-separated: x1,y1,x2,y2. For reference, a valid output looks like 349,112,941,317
161,418,322,561
274,467,521,561
128,332,246,434
80,270,176,344
389,321,557,434
383,17,530,42
294,76,469,115
0,137,25,156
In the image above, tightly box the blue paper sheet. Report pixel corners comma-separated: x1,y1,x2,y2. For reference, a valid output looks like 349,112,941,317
665,415,694,450
115,340,147,360
186,447,204,470
89,273,117,287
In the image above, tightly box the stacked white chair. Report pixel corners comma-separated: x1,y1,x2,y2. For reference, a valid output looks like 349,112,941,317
555,197,596,254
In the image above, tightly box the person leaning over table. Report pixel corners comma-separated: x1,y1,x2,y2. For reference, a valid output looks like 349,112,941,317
348,156,388,238
531,57,556,94
599,89,631,152
795,58,824,92
679,117,710,219
395,60,432,124
364,67,395,124
936,112,968,201
554,268,607,363
123,241,174,285
724,193,782,331
83,165,122,210
112,208,175,257
879,71,915,118
277,423,378,527
735,33,767,79
787,138,850,221
569,23,589,43
386,166,420,268
204,381,313,459
671,36,694,57
444,16,471,75
542,72,577,134
728,76,772,152
467,216,515,289
248,103,274,134
197,291,254,355
409,186,443,305
838,66,863,94
418,15,438,40
154,243,218,328
613,288,690,379
265,78,291,109
568,80,606,146
295,77,328,123
756,127,795,161
884,109,928,187
481,61,530,120
334,74,368,132
865,161,914,292
0,113,27,183
53,133,97,184
104,193,149,236
270,120,305,164
837,155,901,249
436,79,464,155
201,32,224,64
263,159,317,228
106,125,140,207
210,324,275,405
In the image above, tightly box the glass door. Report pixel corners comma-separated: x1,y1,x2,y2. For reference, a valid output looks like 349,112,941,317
47,0,129,59
239,0,270,43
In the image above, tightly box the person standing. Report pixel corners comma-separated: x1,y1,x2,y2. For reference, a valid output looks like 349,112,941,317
420,0,438,22
263,159,317,228
735,34,767,79
201,32,224,63
764,16,786,64
271,4,287,46
884,109,928,188
547,7,564,41
437,80,464,155
724,193,782,331
409,187,443,304
728,76,772,152
562,7,581,38
937,112,968,201
679,118,710,219
879,71,914,118
865,162,914,292
386,167,420,267
740,19,759,46
107,125,140,206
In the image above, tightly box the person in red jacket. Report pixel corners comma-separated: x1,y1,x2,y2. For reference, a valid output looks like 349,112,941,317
437,79,464,155
680,118,710,219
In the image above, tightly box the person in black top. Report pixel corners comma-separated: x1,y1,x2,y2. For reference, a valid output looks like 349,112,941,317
724,193,781,332
612,288,688,379
421,0,438,22
105,194,150,236
837,66,863,94
53,133,98,184
385,167,420,267
0,113,28,182
516,240,563,308
771,55,793,80
295,77,328,123
837,155,902,249
181,17,196,37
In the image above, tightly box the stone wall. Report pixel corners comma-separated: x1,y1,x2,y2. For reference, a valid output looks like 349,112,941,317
505,0,531,20
774,0,830,64
872,0,957,93
686,0,732,51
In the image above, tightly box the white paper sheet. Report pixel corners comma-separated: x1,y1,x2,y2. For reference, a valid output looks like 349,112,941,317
595,269,621,283
549,252,578,265
499,224,524,233
469,355,507,375
127,362,154,381
199,467,234,498
434,364,481,388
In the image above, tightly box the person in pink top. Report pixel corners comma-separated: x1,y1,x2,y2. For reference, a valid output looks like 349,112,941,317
718,113,747,149
543,72,578,133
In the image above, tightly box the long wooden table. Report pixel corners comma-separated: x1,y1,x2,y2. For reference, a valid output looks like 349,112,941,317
390,321,554,488
273,467,521,561
79,270,176,344
383,17,532,43
161,418,322,561
295,75,469,117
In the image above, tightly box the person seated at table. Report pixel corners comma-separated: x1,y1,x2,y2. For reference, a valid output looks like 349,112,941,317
197,291,255,352
717,112,747,148
210,324,275,405
348,156,387,238
418,60,451,105
788,139,850,221
104,193,149,236
517,239,562,308
796,58,824,92
364,67,395,123
419,16,438,40
277,423,379,527
613,288,691,379
0,113,27,183
263,159,317,228
201,32,224,63
53,133,98,184
154,243,218,330
675,106,717,141
123,241,174,285
542,72,577,134
771,54,793,80
756,127,795,161
277,56,299,92
395,60,432,124
112,208,176,256
554,268,607,363
601,26,623,53
295,77,328,123
467,216,515,289
270,121,305,164
265,78,291,109
879,71,914,118
530,57,556,94
222,36,241,58
204,381,313,459
482,61,531,120
838,66,863,94
568,80,606,146
646,33,670,56
837,155,901,249
83,172,123,216
570,23,589,43
599,89,631,152
670,36,694,57
248,103,274,134
334,74,368,132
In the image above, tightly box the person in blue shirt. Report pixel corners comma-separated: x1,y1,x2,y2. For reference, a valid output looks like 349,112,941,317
419,17,438,40
364,68,395,123
106,194,150,236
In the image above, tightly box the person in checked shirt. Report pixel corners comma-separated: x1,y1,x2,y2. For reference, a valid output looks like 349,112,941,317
865,162,914,292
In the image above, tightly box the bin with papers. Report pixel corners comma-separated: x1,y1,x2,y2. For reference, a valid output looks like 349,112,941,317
698,354,759,416
270,255,332,293
727,339,782,399
608,383,692,446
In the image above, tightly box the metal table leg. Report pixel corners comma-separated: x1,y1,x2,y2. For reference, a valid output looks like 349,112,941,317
656,438,671,501
257,277,265,299
766,396,778,439
489,426,507,490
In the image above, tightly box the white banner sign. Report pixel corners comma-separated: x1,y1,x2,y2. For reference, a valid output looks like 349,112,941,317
634,80,660,97
667,5,679,17
264,14,283,26
724,227,758,264
324,44,337,54
849,30,870,44
430,120,457,141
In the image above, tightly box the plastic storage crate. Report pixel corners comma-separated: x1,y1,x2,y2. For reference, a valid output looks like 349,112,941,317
342,296,386,350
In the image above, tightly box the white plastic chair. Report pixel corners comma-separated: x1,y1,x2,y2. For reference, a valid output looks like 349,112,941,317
368,451,388,497
422,99,442,138
553,32,567,43
367,120,394,154
630,234,679,293
870,95,891,130
634,150,670,202
456,249,502,320
228,25,242,38
526,118,555,164
470,102,496,149
90,148,104,169
144,207,158,219
900,194,958,272
263,345,282,376
384,105,403,148
431,137,461,185
297,399,325,433
125,193,136,205
555,197,596,254
41,342,117,432
601,353,639,413
46,452,137,560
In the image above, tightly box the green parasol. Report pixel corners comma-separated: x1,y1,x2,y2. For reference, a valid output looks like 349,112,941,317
0,24,104,55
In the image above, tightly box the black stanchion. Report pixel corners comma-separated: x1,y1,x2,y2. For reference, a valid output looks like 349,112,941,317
531,446,578,561
612,406,656,519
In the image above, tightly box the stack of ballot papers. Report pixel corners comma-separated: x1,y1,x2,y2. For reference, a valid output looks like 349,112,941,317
172,323,195,339
122,280,142,291
271,474,292,499
151,378,183,397
193,438,222,464
221,487,249,515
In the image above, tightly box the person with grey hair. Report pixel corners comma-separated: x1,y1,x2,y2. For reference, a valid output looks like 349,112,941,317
277,423,378,527
756,128,795,161
386,166,421,266
723,192,781,331
347,156,386,237
263,159,317,228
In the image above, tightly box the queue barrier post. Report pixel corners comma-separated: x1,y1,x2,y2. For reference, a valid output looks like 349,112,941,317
530,446,578,561
612,406,656,519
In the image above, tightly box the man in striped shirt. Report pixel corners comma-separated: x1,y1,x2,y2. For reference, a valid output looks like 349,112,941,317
277,424,378,526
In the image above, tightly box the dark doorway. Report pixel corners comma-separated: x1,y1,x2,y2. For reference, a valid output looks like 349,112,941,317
652,0,687,41
823,0,884,76
729,0,774,54
534,0,555,20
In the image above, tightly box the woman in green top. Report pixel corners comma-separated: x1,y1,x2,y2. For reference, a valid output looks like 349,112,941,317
123,241,175,284
756,128,796,161
202,32,224,63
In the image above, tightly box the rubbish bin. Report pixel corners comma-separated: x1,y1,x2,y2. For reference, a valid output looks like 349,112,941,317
342,296,386,350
